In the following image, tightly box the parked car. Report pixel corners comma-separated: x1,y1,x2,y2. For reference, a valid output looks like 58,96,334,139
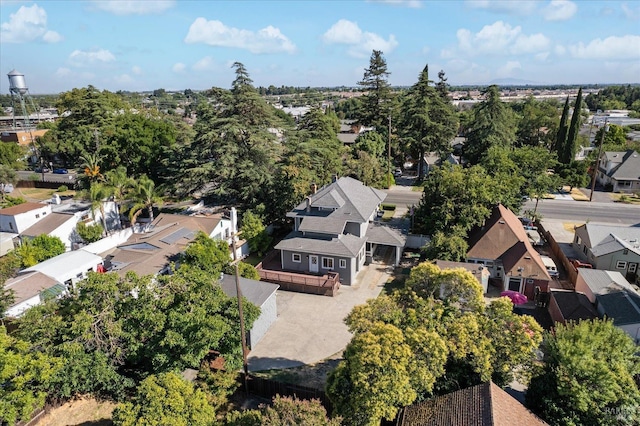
34,167,50,173
52,168,68,174
570,259,593,270
393,168,402,177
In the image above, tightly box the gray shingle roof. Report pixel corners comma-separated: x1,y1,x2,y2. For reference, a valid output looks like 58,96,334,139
597,291,640,326
298,216,346,235
576,223,640,250
274,231,365,257
578,269,636,295
604,150,640,180
366,223,406,247
291,177,386,224
219,274,279,307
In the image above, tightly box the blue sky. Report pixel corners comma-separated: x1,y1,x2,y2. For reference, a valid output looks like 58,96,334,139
1,0,639,94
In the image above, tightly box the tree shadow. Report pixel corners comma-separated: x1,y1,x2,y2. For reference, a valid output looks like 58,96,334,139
70,420,113,426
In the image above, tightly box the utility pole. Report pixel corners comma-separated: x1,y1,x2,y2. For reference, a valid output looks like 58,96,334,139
229,208,249,395
388,114,391,188
589,119,608,202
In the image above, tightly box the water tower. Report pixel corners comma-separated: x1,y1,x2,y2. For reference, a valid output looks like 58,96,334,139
7,69,39,130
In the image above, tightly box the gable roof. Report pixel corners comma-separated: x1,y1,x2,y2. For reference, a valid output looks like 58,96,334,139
575,223,640,250
467,205,549,279
577,269,640,325
603,150,640,180
550,289,599,322
4,271,59,307
289,177,386,224
21,212,75,237
366,222,406,247
104,213,223,277
398,382,548,426
0,202,48,216
219,273,279,307
274,231,365,257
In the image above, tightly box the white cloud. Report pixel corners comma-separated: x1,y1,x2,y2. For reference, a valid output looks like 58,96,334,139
497,60,522,77
421,45,430,55
54,67,94,80
465,0,539,15
368,0,423,8
456,21,549,56
535,51,549,61
92,0,175,15
114,74,134,84
323,19,398,58
131,66,142,75
192,56,217,71
568,35,640,60
0,4,62,43
542,0,577,21
68,48,116,67
172,63,186,73
184,18,296,54
622,2,640,20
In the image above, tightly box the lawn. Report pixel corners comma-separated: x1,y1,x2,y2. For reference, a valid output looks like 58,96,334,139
611,193,640,204
16,187,76,201
36,397,115,426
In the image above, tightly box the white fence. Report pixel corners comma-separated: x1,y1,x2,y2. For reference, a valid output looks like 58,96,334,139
81,227,133,254
405,234,430,249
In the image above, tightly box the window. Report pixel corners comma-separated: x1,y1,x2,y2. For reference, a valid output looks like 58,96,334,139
616,261,627,270
292,253,301,263
339,259,347,269
35,214,40,219
583,246,588,255
322,257,334,270
42,212,46,216
630,263,638,273
576,236,582,245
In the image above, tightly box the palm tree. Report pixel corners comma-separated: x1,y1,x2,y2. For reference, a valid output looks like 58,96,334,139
129,175,163,225
104,166,132,229
80,152,104,184
87,182,112,235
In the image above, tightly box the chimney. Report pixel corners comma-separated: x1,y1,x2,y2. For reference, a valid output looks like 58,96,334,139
306,196,311,212
311,183,318,194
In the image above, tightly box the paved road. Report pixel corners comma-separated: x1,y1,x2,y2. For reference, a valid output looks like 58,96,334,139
523,199,640,225
16,170,77,184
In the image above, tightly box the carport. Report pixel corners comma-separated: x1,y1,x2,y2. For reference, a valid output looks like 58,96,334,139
365,223,406,266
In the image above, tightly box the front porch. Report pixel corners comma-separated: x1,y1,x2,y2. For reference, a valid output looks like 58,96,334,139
256,250,341,297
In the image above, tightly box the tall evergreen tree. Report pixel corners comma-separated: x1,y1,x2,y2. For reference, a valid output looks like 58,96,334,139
561,87,583,164
357,50,393,132
464,85,516,165
400,65,458,180
555,96,570,159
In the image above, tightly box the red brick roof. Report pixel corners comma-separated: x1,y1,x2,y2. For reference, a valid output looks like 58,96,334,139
398,382,548,426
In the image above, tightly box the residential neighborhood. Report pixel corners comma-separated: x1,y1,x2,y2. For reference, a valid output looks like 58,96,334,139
1,2,640,424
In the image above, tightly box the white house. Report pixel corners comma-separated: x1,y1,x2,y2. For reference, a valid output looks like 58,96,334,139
3,272,64,318
22,249,103,287
0,202,51,234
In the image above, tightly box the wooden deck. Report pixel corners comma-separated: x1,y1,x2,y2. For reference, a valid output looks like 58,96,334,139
256,250,340,297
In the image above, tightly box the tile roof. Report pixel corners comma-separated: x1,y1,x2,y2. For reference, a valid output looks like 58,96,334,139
398,382,548,426
0,202,49,216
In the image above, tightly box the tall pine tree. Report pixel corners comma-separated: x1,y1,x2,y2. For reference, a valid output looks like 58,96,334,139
555,96,570,161
357,50,393,132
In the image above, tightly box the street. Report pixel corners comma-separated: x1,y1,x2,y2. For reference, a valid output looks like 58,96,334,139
523,199,640,225
16,170,77,185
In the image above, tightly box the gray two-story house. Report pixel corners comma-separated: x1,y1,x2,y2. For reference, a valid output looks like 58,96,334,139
270,177,405,286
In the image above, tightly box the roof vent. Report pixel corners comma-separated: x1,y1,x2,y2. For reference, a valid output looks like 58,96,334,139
499,220,505,224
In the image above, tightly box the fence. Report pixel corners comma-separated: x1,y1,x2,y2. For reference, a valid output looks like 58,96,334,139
537,221,577,286
245,374,332,413
405,234,430,249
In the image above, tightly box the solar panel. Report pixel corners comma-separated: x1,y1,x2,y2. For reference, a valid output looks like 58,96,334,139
160,227,195,245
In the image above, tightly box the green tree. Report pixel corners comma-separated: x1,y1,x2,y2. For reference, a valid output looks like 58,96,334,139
104,165,133,227
15,234,66,267
353,131,386,159
76,222,104,243
357,50,393,132
557,161,589,191
128,175,162,224
400,64,458,180
421,230,468,262
555,96,570,154
527,319,640,426
0,143,26,169
404,262,484,311
85,182,111,234
327,323,417,426
560,88,583,164
515,96,559,148
112,372,215,426
182,231,232,276
464,85,516,164
0,164,18,201
227,395,341,426
0,325,61,426
241,210,272,257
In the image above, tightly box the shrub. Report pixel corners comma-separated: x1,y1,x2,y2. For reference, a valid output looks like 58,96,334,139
380,203,396,211
57,185,68,192
77,222,104,243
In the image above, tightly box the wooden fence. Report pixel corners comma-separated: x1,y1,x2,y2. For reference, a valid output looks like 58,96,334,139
537,221,577,286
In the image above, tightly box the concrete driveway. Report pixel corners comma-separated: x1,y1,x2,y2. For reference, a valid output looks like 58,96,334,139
247,256,393,371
